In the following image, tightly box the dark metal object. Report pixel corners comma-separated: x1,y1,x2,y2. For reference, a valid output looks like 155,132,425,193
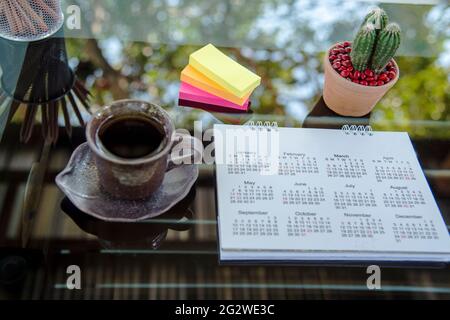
0,27,91,143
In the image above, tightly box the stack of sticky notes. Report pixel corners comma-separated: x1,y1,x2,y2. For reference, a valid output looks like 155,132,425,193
178,44,260,113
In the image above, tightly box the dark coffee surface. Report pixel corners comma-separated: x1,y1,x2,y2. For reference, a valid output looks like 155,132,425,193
98,116,166,159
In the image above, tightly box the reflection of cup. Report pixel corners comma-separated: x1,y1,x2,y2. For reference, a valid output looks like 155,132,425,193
61,187,196,249
86,100,199,200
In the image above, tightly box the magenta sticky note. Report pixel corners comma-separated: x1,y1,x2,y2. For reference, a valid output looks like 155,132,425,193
179,82,249,111
178,99,251,114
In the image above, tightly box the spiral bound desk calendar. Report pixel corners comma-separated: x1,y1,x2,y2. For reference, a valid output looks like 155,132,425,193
214,123,450,264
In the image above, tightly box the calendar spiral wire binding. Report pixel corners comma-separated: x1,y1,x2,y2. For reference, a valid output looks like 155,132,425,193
243,122,372,135
342,124,373,136
242,122,372,135
246,121,279,131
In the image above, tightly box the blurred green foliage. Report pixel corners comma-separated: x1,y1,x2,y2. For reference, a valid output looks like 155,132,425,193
64,0,449,138
373,56,449,138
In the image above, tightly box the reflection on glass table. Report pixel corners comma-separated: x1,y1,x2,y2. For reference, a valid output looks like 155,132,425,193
60,187,196,249
0,0,449,300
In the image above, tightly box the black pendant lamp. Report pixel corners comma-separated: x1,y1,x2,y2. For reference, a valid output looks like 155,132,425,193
0,0,91,143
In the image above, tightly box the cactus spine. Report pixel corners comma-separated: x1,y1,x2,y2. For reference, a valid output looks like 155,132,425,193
361,7,389,31
371,23,401,73
350,24,376,72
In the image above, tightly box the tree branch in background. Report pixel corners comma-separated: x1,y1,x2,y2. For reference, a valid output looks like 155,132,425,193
84,38,129,100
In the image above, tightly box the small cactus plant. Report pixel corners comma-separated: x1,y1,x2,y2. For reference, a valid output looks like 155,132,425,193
328,7,401,87
371,23,401,73
324,7,401,115
351,7,401,73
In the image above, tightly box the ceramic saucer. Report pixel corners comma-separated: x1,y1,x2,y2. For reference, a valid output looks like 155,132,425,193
56,143,199,222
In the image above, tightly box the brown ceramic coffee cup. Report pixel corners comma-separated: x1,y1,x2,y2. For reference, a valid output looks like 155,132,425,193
86,100,200,200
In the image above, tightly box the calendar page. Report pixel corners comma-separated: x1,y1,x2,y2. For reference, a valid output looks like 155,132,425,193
214,124,450,263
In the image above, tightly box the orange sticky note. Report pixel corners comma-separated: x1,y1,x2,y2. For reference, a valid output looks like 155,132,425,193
181,65,251,105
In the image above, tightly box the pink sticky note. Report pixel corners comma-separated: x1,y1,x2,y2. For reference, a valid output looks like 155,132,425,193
179,82,249,111
179,99,251,114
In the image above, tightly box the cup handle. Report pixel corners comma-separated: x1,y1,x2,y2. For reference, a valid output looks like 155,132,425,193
166,132,203,171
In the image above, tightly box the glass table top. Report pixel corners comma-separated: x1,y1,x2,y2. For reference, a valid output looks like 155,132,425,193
0,0,449,299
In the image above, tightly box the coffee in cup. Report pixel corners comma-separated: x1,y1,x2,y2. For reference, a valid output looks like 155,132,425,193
96,115,167,159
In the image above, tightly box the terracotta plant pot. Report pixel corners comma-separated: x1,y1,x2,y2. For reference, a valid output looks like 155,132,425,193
323,43,399,117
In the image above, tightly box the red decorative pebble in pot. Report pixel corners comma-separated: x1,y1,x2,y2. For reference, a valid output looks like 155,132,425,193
327,42,397,88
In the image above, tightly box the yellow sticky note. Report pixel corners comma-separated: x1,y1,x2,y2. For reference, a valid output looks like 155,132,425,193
181,65,251,105
189,44,261,98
